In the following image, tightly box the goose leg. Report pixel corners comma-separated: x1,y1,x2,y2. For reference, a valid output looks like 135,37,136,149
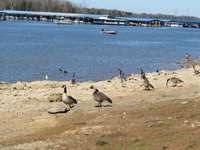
172,83,177,87
69,104,75,108
95,102,102,107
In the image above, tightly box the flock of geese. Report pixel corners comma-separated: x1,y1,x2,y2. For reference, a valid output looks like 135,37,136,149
59,64,200,111
53,53,200,111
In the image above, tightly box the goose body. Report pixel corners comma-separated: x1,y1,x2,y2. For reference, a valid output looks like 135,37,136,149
140,69,154,90
166,77,184,87
62,86,77,108
143,77,154,90
192,65,200,75
93,89,112,107
194,69,200,75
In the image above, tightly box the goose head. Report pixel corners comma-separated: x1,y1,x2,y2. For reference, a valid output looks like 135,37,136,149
90,85,99,93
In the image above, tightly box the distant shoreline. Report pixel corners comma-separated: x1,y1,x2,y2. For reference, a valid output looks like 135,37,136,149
1,10,200,29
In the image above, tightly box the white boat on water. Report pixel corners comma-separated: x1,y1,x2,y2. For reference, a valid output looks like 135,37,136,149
101,29,117,35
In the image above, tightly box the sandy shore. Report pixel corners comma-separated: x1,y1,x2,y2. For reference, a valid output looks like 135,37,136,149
1,68,200,149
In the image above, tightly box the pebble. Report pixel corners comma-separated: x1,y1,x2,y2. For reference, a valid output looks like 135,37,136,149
48,104,69,114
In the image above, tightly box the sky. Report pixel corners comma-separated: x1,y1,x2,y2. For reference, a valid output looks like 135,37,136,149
70,0,200,17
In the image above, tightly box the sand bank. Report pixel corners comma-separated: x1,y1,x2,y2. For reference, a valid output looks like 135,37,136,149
1,68,200,149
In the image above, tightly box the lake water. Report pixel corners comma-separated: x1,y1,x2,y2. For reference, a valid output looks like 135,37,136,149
0,21,200,83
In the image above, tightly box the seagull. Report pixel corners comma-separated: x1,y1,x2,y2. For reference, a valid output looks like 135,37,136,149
92,87,112,107
45,74,48,80
62,85,77,108
166,77,184,87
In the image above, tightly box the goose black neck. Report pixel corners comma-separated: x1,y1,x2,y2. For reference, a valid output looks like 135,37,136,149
64,87,67,93
94,89,98,93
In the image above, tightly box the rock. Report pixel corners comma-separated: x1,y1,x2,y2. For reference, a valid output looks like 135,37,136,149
28,81,63,89
48,93,62,102
0,82,11,90
191,123,195,128
181,101,189,105
48,104,69,114
184,120,189,125
13,82,27,90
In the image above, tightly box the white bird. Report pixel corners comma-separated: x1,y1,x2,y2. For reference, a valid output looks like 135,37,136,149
45,74,48,80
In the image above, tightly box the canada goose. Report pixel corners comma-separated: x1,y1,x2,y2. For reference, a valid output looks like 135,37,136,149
120,73,127,82
166,77,184,87
140,68,146,79
62,85,77,108
118,68,123,77
71,72,76,84
192,65,200,75
118,68,126,83
143,77,154,90
140,69,154,90
92,88,112,107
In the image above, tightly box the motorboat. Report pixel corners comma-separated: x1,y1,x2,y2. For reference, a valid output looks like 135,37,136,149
101,29,117,35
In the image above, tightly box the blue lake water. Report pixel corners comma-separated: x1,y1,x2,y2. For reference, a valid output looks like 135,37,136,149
0,21,200,83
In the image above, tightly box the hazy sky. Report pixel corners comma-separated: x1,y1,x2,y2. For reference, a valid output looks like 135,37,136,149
71,0,200,17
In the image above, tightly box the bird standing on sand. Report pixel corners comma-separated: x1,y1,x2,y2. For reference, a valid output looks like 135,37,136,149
140,69,154,90
118,68,126,83
140,68,146,79
143,77,154,90
62,85,77,108
92,87,112,107
166,77,184,87
192,65,200,75
71,72,76,84
118,68,123,77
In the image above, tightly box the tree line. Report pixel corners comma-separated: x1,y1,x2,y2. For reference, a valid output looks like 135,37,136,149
0,0,199,21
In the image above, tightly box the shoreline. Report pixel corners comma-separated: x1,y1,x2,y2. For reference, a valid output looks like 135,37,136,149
0,67,181,88
1,67,200,149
